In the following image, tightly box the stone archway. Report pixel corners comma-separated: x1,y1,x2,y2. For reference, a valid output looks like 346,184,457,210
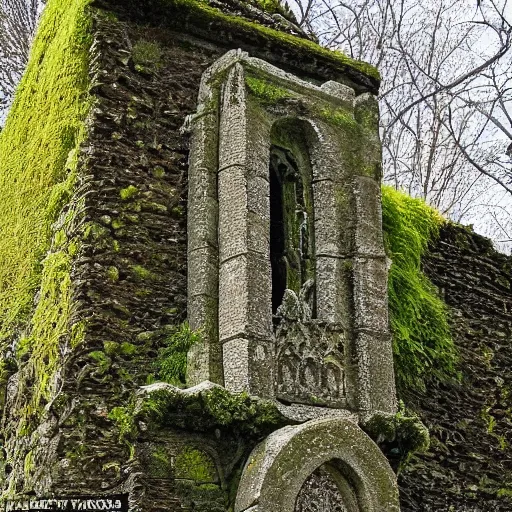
235,417,399,512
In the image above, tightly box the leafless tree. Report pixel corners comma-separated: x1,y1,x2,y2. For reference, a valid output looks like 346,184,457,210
0,0,41,122
290,0,512,252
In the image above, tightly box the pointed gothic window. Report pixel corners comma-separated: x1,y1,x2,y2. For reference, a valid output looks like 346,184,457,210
269,145,314,315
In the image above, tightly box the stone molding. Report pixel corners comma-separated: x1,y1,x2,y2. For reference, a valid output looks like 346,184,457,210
235,417,400,512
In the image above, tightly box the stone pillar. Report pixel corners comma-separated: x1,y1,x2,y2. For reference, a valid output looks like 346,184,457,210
352,93,396,417
310,136,353,328
217,63,274,396
187,86,222,385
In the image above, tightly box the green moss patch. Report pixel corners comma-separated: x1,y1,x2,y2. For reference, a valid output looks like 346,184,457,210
119,185,139,200
133,384,290,437
0,0,92,427
174,447,217,482
382,186,458,391
245,75,291,103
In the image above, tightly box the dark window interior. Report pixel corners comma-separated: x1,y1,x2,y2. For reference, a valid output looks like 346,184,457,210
270,145,313,315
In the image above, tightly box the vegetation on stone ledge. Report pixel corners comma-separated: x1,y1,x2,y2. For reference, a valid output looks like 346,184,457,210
364,403,430,472
382,186,458,391
135,384,289,436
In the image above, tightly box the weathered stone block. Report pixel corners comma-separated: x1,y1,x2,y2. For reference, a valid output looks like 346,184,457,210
187,338,223,386
320,80,356,103
189,111,219,176
246,251,273,336
248,211,270,257
219,255,249,340
223,337,274,396
218,252,272,342
219,68,271,177
353,256,389,332
187,195,218,252
309,133,346,183
354,175,386,257
247,175,270,218
313,179,353,257
188,247,218,297
354,330,396,416
218,165,248,262
316,256,352,326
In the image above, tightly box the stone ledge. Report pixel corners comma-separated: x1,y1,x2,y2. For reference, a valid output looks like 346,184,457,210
134,381,291,437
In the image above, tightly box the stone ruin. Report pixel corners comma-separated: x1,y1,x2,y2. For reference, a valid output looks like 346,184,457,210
0,0,406,510
185,48,399,511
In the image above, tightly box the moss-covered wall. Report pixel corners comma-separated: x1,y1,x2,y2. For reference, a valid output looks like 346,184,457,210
0,0,382,505
0,0,93,496
398,223,512,511
382,187,456,392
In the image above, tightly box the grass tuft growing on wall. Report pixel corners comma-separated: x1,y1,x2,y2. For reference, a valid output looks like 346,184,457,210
156,322,201,386
382,186,458,391
0,0,92,426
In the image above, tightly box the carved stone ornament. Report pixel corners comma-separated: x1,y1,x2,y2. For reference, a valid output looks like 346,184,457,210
275,284,347,408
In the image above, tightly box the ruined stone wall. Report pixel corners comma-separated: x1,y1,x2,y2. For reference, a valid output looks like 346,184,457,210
399,223,512,511
0,0,222,497
3,0,511,509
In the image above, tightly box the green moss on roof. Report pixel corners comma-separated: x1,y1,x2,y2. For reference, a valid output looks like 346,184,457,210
156,0,380,81
246,0,289,17
0,0,92,424
382,186,458,391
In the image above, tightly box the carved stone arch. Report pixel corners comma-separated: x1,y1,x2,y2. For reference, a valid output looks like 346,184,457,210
235,418,400,512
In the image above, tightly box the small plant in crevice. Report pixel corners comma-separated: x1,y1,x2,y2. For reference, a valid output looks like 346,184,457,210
155,322,201,386
382,186,459,392
132,39,163,72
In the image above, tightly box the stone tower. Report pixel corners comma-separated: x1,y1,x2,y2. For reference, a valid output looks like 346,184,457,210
0,0,401,510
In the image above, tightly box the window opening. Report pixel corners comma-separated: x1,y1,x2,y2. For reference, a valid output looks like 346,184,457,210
270,145,314,315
